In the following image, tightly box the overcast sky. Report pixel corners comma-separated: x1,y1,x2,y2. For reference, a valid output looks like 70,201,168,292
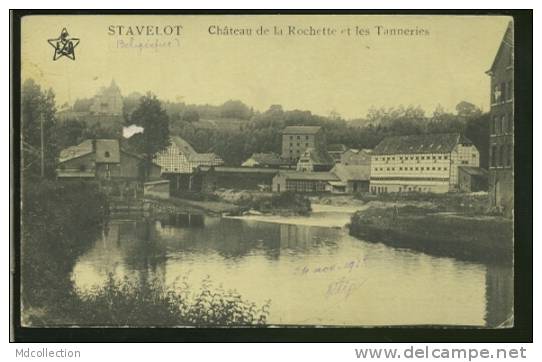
21,15,510,119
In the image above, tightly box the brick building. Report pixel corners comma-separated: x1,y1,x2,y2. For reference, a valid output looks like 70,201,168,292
486,21,514,215
281,126,326,164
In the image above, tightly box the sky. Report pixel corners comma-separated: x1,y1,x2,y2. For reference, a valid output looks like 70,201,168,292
21,15,511,119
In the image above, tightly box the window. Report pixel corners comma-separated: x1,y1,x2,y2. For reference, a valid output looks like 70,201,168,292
501,82,507,101
290,136,293,140
415,167,419,171
491,145,497,167
499,145,505,167
399,167,403,171
297,136,300,140
507,81,513,100
444,156,448,160
306,136,309,140
507,113,513,132
420,167,424,171
461,160,468,165
437,167,441,170
290,143,293,147
305,143,309,147
438,156,442,160
495,116,501,134
421,156,425,160
432,167,435,170
104,151,110,158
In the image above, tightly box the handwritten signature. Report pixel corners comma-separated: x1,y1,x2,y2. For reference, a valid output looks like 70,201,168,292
294,256,367,276
325,277,367,299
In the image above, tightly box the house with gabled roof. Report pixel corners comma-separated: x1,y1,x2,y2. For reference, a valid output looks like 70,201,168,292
56,139,162,182
154,136,223,174
296,147,335,172
370,133,480,194
241,152,287,168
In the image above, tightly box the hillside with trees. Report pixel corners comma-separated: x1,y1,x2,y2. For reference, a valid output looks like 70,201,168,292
51,79,489,168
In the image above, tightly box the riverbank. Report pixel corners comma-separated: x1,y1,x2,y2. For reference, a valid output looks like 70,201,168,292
348,193,513,264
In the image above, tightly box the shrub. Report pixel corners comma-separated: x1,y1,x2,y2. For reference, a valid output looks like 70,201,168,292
47,274,271,327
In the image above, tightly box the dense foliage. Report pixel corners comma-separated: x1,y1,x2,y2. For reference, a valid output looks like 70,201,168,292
71,274,270,326
164,103,489,168
21,180,109,310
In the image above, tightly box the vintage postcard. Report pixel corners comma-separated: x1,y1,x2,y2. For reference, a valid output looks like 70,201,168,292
14,13,517,330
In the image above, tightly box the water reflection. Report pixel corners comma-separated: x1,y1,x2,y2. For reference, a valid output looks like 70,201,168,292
72,213,514,327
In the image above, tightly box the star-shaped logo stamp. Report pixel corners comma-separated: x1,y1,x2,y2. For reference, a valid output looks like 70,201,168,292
47,28,80,61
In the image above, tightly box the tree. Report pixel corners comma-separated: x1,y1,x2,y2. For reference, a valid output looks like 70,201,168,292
456,101,482,119
21,78,58,179
219,100,253,120
128,93,170,180
182,108,200,123
52,119,87,149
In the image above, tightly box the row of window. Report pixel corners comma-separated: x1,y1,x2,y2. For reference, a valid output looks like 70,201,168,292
289,143,310,147
492,81,513,104
490,113,514,135
490,144,513,167
289,135,311,140
285,180,326,192
373,166,448,172
374,155,449,162
371,186,436,193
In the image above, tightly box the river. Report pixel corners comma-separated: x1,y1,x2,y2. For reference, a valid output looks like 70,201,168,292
71,205,513,327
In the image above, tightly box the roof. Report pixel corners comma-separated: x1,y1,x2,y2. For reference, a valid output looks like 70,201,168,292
170,136,197,156
276,171,339,181
95,139,120,163
327,144,348,153
458,166,488,177
144,180,170,186
198,166,279,174
58,139,121,163
299,147,335,166
191,153,223,163
58,140,94,163
488,21,513,74
331,164,370,181
282,126,322,135
373,133,473,155
56,171,95,178
245,152,285,166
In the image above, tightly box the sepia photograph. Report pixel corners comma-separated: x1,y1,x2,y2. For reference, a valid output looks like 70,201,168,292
10,11,531,341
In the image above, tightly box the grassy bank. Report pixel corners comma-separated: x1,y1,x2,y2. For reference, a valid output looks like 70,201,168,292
349,204,513,264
